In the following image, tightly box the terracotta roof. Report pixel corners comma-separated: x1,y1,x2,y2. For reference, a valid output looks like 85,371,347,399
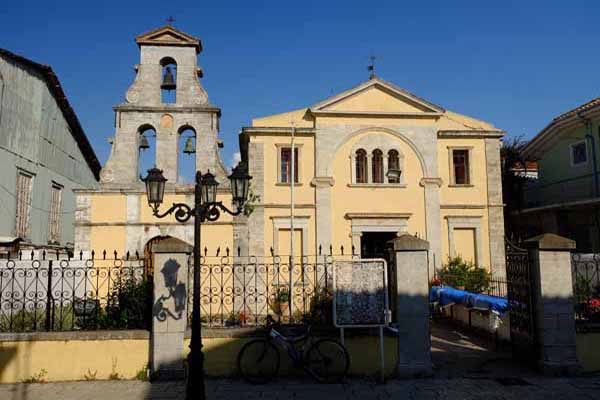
0,48,101,180
552,96,600,123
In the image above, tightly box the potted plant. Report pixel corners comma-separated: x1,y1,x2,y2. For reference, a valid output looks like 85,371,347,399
224,311,241,327
271,287,290,317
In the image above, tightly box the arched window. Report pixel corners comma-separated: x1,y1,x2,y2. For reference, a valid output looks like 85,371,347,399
178,126,196,183
355,149,368,183
387,149,400,183
372,149,383,183
160,57,177,104
138,125,156,179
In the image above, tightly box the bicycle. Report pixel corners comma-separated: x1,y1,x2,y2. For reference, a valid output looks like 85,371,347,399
237,315,350,384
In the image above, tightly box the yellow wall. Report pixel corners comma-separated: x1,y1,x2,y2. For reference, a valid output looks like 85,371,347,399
0,334,399,383
91,194,127,223
438,138,488,206
330,129,427,247
453,228,477,264
90,226,126,255
253,135,315,206
0,338,148,383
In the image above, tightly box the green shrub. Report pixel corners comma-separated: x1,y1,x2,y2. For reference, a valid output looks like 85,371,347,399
439,256,491,294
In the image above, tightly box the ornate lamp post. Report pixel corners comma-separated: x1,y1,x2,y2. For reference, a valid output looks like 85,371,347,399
142,164,251,400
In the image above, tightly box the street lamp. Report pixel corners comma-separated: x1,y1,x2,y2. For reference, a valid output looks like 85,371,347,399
142,163,251,400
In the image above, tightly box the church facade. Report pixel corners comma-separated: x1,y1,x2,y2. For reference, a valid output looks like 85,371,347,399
75,26,506,276
241,78,506,275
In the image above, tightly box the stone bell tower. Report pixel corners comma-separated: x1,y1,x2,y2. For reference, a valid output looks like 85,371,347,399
100,25,229,185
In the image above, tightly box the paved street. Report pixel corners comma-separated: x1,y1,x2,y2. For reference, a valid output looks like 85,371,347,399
1,376,600,400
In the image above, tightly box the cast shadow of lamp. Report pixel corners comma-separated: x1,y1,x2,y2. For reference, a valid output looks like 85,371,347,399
153,258,187,321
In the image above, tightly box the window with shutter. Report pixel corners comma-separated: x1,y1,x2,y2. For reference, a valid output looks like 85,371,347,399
15,171,33,239
48,183,62,244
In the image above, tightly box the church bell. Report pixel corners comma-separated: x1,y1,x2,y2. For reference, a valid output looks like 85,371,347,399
139,135,150,150
161,67,176,91
183,137,195,154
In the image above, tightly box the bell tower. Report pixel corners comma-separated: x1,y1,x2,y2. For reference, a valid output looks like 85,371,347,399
100,25,228,185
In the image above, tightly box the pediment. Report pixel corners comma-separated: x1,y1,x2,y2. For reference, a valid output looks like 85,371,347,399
136,25,202,53
310,78,444,116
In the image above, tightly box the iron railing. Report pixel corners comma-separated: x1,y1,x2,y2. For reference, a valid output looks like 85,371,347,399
188,254,358,327
434,272,507,298
571,253,600,329
0,251,150,332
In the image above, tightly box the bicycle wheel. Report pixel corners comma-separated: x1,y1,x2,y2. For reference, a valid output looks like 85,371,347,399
237,339,280,384
305,339,350,383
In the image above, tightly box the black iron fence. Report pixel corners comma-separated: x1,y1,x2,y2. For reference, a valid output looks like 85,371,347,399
571,253,600,329
434,272,508,298
0,251,151,332
189,254,359,328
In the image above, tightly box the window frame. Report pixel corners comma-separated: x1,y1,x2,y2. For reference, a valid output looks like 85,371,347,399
48,182,63,244
276,144,302,185
570,140,588,167
15,169,35,239
448,147,473,186
371,149,384,184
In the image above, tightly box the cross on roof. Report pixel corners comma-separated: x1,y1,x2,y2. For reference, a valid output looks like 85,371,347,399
166,16,175,25
368,55,377,79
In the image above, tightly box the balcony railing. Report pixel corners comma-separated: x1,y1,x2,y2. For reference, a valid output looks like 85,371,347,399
523,173,596,208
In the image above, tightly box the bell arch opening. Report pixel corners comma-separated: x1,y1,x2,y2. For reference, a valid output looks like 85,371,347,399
160,57,177,104
138,124,157,180
178,125,196,183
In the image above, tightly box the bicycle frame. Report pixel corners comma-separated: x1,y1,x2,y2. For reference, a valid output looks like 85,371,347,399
269,327,309,365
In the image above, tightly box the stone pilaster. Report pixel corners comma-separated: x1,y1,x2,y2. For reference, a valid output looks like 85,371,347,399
248,141,264,257
524,234,580,375
125,194,141,253
312,177,334,254
388,233,432,377
420,177,442,275
156,127,178,183
74,192,91,252
485,138,506,275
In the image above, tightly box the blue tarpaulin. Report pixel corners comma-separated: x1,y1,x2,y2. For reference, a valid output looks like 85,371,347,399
430,286,508,316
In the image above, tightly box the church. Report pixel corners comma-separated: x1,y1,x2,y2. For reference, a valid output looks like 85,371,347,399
75,25,506,276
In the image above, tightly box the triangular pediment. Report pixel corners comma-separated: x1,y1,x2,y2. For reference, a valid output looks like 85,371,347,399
136,25,202,53
310,77,444,116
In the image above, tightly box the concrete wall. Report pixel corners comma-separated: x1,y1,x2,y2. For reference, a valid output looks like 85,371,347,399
0,55,98,247
441,304,510,341
0,330,399,383
576,332,600,372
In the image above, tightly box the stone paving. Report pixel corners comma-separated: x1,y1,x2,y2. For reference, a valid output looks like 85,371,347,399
1,376,600,400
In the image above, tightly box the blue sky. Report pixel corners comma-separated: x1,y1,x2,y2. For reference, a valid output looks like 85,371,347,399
2,1,600,179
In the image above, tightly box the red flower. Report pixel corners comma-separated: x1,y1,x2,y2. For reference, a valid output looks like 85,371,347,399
588,298,600,313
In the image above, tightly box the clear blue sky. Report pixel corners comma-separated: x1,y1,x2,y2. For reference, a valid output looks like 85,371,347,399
2,0,600,175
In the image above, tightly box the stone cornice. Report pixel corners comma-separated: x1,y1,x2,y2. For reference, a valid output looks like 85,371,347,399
419,177,443,187
75,221,241,227
345,212,412,220
440,204,487,209
114,104,221,115
437,130,505,139
256,203,315,209
311,176,335,187
240,127,316,136
308,109,442,119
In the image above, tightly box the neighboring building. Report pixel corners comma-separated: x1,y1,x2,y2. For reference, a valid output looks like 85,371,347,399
240,77,507,275
74,26,234,255
518,97,600,252
0,49,100,255
76,25,507,276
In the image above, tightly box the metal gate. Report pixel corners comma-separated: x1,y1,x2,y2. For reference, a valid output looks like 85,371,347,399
505,240,537,362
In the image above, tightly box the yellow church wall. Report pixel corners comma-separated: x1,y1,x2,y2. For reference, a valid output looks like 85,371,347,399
437,138,489,206
261,207,316,257
440,209,491,269
252,108,314,128
90,226,126,255
316,115,437,127
253,135,316,206
325,86,428,113
90,194,127,223
199,223,234,257
330,129,427,248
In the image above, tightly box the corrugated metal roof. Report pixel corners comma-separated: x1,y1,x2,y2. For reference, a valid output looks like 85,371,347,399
0,48,101,180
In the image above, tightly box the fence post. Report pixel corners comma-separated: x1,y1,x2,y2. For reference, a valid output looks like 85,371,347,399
45,260,53,331
388,232,433,378
523,233,580,375
150,237,193,380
